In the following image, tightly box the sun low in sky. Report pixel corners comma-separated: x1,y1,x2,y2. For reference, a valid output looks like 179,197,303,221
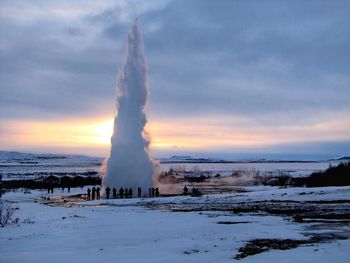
0,0,349,158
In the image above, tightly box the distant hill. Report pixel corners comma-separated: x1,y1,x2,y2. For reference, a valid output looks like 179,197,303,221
1,150,348,165
0,150,103,165
158,155,320,164
327,156,350,161
293,162,350,187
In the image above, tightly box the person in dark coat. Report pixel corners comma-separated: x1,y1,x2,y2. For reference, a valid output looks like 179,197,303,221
155,188,159,197
138,187,142,198
92,187,96,200
191,188,201,196
105,187,111,199
96,187,101,200
151,188,155,197
183,185,188,195
191,187,196,196
87,188,91,200
112,188,117,199
119,187,124,198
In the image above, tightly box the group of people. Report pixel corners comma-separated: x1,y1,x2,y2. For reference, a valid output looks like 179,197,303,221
86,186,146,200
149,187,160,197
85,185,203,200
47,187,55,194
47,186,70,194
48,185,201,199
86,187,101,200
85,186,162,200
183,185,202,196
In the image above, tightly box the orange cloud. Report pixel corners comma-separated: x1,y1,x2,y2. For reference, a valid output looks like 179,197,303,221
1,114,349,156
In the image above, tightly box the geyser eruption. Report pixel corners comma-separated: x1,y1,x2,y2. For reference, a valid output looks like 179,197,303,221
102,20,153,193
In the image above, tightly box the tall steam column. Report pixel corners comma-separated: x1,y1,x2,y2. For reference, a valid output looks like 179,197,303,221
102,20,154,193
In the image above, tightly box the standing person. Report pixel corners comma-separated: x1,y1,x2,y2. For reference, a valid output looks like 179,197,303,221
105,187,111,199
119,187,124,198
155,188,159,197
183,185,188,195
112,188,117,199
87,188,91,200
96,187,101,200
151,188,155,198
191,187,195,196
138,187,142,198
92,187,96,200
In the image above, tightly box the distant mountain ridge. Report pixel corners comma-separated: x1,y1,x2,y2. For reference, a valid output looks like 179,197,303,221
0,151,347,164
0,150,103,165
327,156,350,161
158,155,327,164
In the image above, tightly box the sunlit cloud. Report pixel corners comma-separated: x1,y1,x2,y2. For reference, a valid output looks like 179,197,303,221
0,0,349,157
147,115,350,150
1,114,349,156
0,118,113,153
0,1,110,21
0,0,169,23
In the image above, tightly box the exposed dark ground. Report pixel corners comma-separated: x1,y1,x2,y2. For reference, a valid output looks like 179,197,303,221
235,231,350,259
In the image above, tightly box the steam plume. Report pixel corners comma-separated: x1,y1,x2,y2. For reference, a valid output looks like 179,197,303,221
102,20,153,192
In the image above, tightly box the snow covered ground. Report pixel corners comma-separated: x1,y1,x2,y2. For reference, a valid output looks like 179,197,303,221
1,186,350,262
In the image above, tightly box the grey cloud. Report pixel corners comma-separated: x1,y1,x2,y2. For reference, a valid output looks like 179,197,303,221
0,18,122,119
137,0,350,122
0,0,349,127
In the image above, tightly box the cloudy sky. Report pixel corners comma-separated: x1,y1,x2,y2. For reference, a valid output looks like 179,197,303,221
0,0,349,158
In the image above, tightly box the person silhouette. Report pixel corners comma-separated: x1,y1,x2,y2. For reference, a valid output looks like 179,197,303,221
112,188,117,199
92,187,96,200
105,187,111,199
183,185,188,195
119,187,124,198
96,187,101,200
87,188,91,200
138,187,142,198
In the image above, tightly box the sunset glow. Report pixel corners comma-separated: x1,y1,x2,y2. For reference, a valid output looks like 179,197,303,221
1,1,349,158
1,2,349,261
1,114,349,156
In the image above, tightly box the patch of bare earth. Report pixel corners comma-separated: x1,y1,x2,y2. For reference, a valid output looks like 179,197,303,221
235,231,350,259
